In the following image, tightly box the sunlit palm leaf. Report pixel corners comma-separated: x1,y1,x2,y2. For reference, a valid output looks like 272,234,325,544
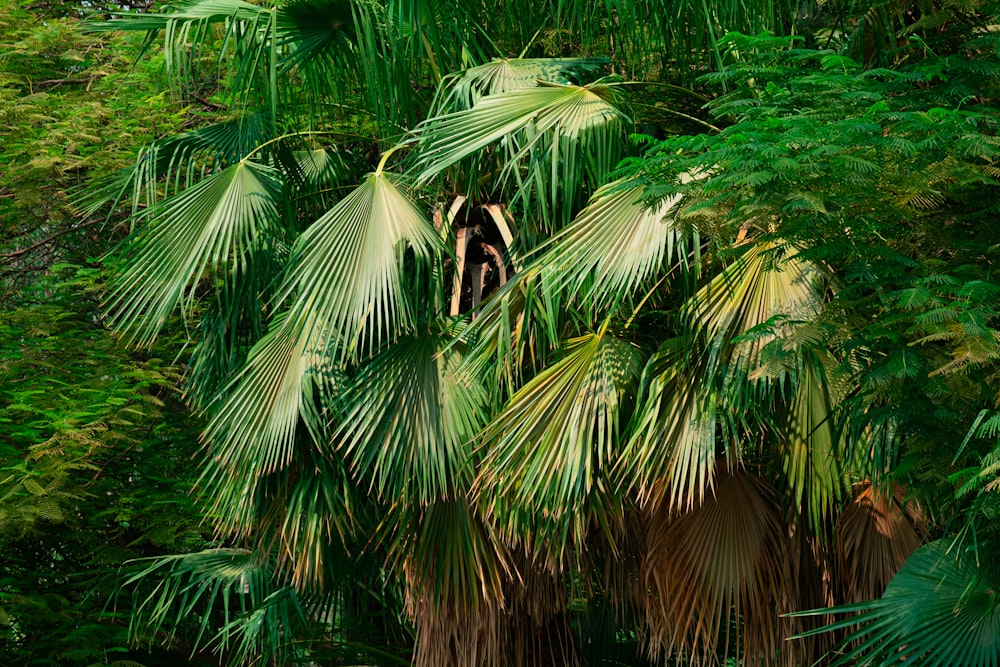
77,113,275,219
475,329,641,550
105,160,281,345
643,465,790,665
690,241,825,346
277,170,442,360
412,81,627,230
200,172,439,544
542,179,689,312
199,317,323,514
334,329,488,504
794,540,1000,667
434,57,610,112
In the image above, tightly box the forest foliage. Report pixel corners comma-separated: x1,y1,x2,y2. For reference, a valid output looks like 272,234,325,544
1,0,999,666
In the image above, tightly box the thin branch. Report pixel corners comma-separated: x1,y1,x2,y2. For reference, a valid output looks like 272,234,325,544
1,220,102,261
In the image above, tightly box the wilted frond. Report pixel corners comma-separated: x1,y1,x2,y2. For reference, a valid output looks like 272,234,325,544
387,498,511,667
642,465,790,666
835,482,925,604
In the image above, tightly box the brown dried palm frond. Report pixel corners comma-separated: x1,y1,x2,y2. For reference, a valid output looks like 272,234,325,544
780,519,838,667
392,497,513,667
507,556,579,667
407,577,506,667
835,482,926,604
642,463,791,666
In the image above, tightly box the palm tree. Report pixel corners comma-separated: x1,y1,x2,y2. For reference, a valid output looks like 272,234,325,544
84,0,1000,665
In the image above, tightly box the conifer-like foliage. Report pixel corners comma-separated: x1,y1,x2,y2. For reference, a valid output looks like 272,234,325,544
3,0,1000,665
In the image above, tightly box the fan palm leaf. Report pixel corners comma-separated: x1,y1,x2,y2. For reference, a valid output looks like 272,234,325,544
540,179,690,314
619,335,722,508
794,539,1000,667
276,170,442,361
200,171,440,538
123,549,307,665
333,328,488,505
412,81,628,231
835,482,926,604
475,328,642,553
432,57,611,113
105,160,281,345
620,240,828,507
87,0,276,111
642,464,791,666
782,350,846,531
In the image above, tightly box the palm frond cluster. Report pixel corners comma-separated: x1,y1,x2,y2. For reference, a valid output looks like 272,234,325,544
85,0,1000,664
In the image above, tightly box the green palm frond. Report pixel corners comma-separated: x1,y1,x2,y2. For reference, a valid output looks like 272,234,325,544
199,317,324,519
454,267,564,398
475,328,641,551
621,241,829,508
77,113,275,218
105,160,281,345
619,335,722,508
541,179,690,313
264,449,360,590
782,351,845,531
794,540,1000,667
334,329,488,504
412,81,628,230
275,0,357,73
277,170,442,361
86,0,276,110
123,549,307,665
200,171,439,533
433,57,610,112
690,241,825,347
